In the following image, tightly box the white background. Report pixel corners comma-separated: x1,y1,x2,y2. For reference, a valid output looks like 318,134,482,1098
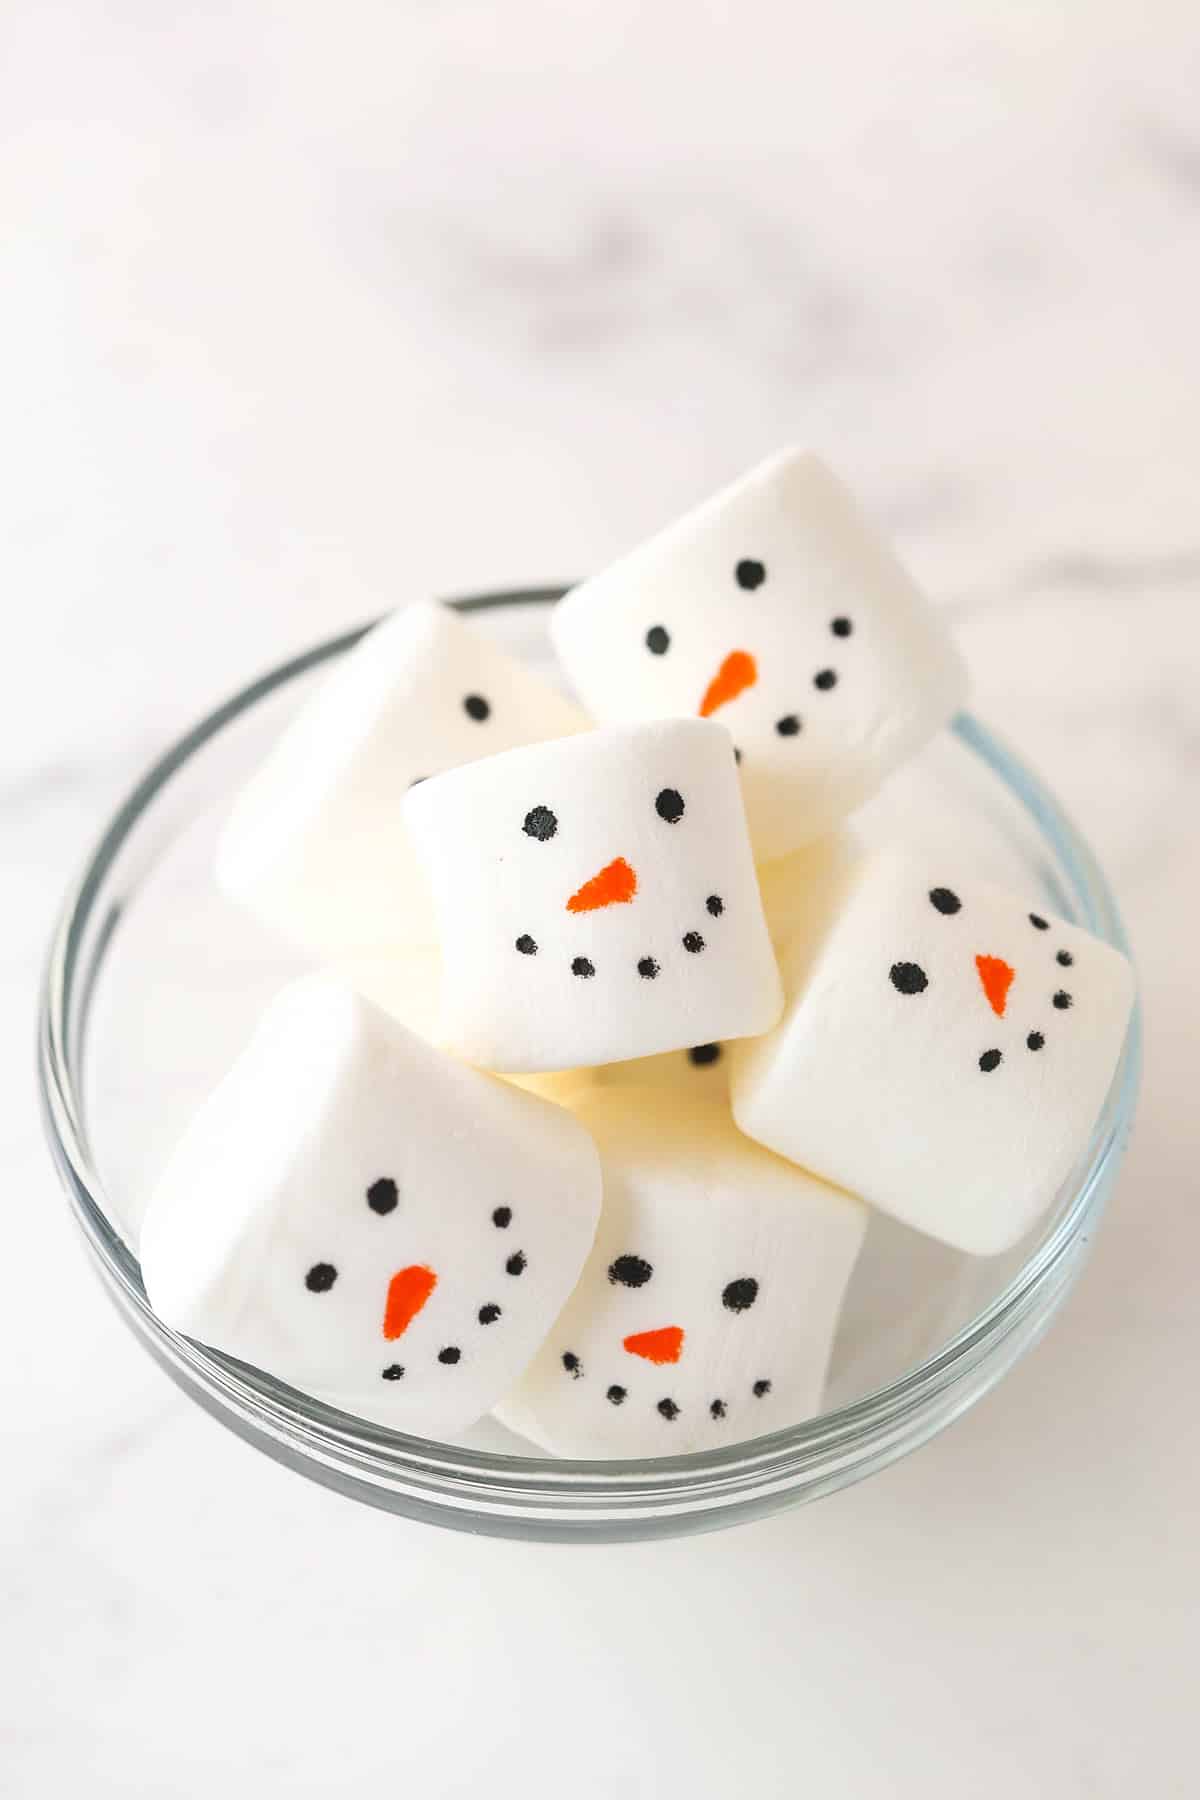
3,4,1198,1795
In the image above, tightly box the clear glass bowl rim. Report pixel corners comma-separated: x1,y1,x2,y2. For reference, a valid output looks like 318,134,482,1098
37,589,1142,1543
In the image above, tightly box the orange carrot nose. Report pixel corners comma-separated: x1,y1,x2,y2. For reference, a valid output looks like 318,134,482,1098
699,649,757,718
623,1325,685,1365
383,1265,437,1340
567,855,638,913
976,954,1015,1018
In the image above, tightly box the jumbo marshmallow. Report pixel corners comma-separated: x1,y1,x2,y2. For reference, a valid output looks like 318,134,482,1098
730,848,1135,1255
403,719,783,1072
497,1092,867,1457
551,451,967,859
139,976,602,1436
217,601,587,969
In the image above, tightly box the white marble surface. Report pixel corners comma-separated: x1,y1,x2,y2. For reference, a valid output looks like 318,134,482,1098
3,4,1199,1794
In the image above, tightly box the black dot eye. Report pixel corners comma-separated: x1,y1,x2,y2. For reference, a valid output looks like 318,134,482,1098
478,1303,501,1324
979,1049,1002,1073
775,714,801,737
561,1352,582,1378
689,1043,721,1067
1027,1031,1045,1052
506,1251,527,1276
752,1379,772,1398
813,668,838,691
1029,913,1049,931
682,931,705,954
366,1177,398,1215
706,894,724,917
655,787,685,823
381,1364,404,1381
523,805,557,841
492,1207,512,1229
571,956,596,979
515,934,537,955
890,961,928,995
463,694,490,722
657,1398,680,1420
1053,990,1073,1010
929,888,961,915
831,616,853,638
1057,949,1074,967
608,1253,652,1288
438,1346,461,1365
722,1277,759,1313
305,1262,337,1293
709,1399,727,1420
607,1385,626,1406
735,559,766,590
637,956,660,980
645,625,670,655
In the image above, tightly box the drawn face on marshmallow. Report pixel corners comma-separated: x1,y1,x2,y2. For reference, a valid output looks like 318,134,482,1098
551,452,966,859
731,850,1136,1255
404,720,782,1072
885,885,1095,1076
498,1096,867,1458
139,978,601,1437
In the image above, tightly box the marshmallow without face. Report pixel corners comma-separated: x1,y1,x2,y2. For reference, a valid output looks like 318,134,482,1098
139,977,602,1436
551,451,967,859
404,719,783,1072
731,850,1135,1255
498,1093,867,1457
217,601,587,968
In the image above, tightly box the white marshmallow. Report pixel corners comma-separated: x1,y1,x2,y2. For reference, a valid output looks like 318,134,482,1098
139,976,602,1436
216,601,587,969
731,849,1136,1255
551,451,967,859
498,1092,867,1457
404,719,782,1072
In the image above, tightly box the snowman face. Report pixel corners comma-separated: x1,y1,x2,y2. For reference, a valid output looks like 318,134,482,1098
500,1097,867,1457
729,851,1136,1255
551,453,966,858
139,979,602,1437
252,1159,538,1405
404,720,782,1072
885,884,1089,1076
550,1244,781,1435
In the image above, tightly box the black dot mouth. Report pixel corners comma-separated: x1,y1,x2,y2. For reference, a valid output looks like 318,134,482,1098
813,668,838,691
775,714,802,737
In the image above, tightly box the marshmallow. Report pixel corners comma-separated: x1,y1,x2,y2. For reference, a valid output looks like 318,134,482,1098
404,719,782,1072
731,849,1135,1255
139,976,602,1436
551,451,967,859
498,1092,867,1457
216,601,587,969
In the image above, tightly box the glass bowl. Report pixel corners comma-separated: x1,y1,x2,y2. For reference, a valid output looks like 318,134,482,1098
37,590,1141,1543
